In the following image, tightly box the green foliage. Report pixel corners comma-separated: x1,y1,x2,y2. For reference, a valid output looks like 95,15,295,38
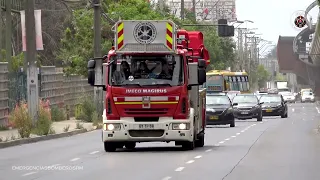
0,50,24,72
9,101,32,138
275,73,286,81
32,101,52,136
51,106,66,121
76,95,96,122
57,0,236,75
256,65,270,89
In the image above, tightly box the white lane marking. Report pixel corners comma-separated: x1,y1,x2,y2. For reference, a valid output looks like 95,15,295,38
162,176,172,180
219,141,225,144
241,130,246,132
252,124,256,126
302,119,305,121
186,160,195,164
70,158,80,162
205,149,212,152
194,155,202,159
316,107,320,113
303,107,305,108
225,138,230,141
292,108,295,112
22,172,37,176
175,167,185,171
214,144,220,147
89,151,99,155
260,122,263,124
231,136,236,138
236,133,241,135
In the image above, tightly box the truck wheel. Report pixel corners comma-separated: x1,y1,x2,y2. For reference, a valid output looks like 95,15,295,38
195,135,205,147
125,142,136,149
182,140,195,150
104,142,117,152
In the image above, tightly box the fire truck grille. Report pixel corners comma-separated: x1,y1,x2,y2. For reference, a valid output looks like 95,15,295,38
121,44,170,52
125,108,168,115
129,130,164,137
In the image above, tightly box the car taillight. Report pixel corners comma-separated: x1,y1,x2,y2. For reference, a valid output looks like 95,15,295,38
181,98,186,113
107,98,111,114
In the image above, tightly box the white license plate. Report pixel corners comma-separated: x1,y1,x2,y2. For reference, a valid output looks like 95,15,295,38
139,124,154,129
241,111,249,114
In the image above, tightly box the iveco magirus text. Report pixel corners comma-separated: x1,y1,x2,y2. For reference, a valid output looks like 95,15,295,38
87,20,209,152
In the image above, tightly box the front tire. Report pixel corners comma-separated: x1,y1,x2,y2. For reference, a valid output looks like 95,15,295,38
104,142,117,152
182,140,195,150
195,134,205,147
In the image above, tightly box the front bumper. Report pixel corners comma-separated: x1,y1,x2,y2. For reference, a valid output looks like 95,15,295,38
233,109,259,119
301,98,315,102
206,113,233,125
262,107,283,116
102,117,193,143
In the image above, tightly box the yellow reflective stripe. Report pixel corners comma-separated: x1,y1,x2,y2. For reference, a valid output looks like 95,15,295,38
117,23,123,33
114,101,178,105
166,34,173,44
117,34,123,44
166,23,172,32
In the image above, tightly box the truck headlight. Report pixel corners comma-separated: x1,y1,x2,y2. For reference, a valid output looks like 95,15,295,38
103,123,121,131
172,123,190,130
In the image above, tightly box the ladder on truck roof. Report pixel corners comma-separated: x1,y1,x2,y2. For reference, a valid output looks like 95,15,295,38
112,20,177,54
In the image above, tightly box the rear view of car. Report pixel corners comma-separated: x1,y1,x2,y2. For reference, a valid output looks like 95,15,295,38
301,91,315,103
206,94,235,127
281,92,296,103
232,94,263,121
260,94,288,118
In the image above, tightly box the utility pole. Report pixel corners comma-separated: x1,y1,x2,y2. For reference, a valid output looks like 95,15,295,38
25,0,39,123
192,0,196,21
5,0,12,71
93,0,103,115
238,28,244,71
180,0,184,20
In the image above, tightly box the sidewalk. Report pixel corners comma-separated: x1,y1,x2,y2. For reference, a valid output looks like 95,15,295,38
0,118,95,141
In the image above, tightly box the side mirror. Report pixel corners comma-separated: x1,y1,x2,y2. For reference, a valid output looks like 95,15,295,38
198,68,206,85
198,59,206,68
259,102,264,105
232,103,238,106
87,59,96,86
283,100,287,104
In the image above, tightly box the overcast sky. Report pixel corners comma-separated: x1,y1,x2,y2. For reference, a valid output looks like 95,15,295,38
236,0,318,54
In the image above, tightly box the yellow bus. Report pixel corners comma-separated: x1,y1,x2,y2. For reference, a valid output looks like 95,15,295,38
204,70,250,93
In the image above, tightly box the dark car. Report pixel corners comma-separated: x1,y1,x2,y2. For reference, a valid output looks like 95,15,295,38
206,94,235,127
259,94,288,118
232,94,263,121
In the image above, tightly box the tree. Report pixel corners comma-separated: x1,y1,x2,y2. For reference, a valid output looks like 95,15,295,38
57,0,236,75
256,64,270,89
275,73,286,81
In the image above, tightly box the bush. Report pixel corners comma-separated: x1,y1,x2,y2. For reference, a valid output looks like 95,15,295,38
32,100,52,136
8,101,32,138
92,111,102,126
51,105,66,121
76,95,96,122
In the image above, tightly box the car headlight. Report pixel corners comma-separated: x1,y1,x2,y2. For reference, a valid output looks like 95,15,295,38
172,123,190,130
103,123,121,131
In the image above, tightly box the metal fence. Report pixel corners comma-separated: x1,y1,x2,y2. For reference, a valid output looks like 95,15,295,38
0,63,94,125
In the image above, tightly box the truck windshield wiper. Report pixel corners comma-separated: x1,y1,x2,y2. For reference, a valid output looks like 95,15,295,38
122,83,143,87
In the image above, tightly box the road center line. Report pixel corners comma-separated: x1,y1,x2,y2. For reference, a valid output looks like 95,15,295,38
205,149,212,152
194,155,202,159
89,151,99,155
236,133,240,135
231,136,236,138
219,141,225,144
70,158,80,162
186,160,195,164
225,138,230,141
175,167,185,171
292,108,295,112
241,130,245,132
162,176,172,180
22,172,37,176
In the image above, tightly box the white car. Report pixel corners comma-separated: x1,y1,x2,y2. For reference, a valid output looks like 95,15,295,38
301,91,315,103
281,92,296,103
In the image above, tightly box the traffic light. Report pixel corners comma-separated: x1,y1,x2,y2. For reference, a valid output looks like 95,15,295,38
218,19,234,37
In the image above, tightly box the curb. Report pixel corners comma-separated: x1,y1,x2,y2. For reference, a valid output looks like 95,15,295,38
0,129,89,149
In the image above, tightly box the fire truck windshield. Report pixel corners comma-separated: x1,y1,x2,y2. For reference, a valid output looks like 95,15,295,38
109,55,184,87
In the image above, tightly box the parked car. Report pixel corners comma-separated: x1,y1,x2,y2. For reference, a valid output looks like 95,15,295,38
206,94,235,127
281,91,296,103
260,94,288,118
301,91,315,103
232,94,263,121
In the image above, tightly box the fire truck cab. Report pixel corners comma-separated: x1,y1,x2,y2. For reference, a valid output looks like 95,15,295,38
87,20,208,152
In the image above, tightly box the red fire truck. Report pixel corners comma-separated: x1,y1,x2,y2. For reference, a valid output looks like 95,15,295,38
87,20,209,152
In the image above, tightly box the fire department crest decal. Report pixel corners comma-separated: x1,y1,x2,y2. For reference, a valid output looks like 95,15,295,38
133,22,157,44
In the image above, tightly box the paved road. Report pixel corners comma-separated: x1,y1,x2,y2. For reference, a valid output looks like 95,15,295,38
0,102,319,180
